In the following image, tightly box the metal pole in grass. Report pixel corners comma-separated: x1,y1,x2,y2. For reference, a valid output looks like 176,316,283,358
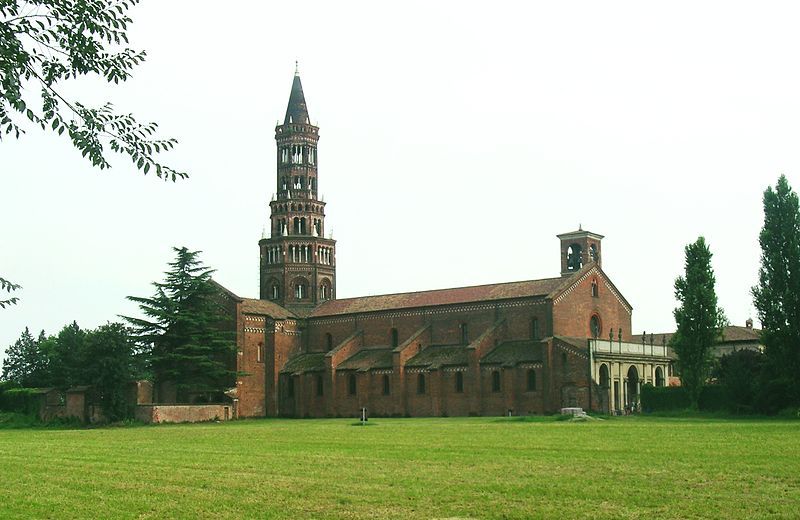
360,407,368,425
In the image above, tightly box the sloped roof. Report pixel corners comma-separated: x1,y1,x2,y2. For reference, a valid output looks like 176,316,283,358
481,341,544,366
280,352,326,374
656,326,761,346
285,73,310,125
336,349,393,372
310,277,565,318
554,336,588,350
405,345,470,369
241,298,296,319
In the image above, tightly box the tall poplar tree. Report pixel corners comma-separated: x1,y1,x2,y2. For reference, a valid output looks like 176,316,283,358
124,247,236,402
670,236,726,410
752,175,800,407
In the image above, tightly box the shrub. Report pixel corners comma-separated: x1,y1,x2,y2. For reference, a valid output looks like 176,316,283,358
641,385,690,411
0,388,44,416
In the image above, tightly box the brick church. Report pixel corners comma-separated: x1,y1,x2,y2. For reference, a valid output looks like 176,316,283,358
220,71,669,418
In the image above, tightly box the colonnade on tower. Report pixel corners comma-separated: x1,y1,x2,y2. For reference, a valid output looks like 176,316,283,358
259,69,336,313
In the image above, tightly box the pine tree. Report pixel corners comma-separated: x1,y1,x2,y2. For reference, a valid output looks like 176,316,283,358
1,327,38,385
124,247,236,402
752,175,800,407
670,236,727,410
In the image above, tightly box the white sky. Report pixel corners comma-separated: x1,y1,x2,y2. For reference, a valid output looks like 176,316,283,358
3,1,800,360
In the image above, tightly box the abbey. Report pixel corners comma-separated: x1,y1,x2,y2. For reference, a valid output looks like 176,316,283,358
221,71,672,418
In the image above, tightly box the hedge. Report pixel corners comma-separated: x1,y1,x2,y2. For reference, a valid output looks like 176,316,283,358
0,388,45,416
641,385,727,412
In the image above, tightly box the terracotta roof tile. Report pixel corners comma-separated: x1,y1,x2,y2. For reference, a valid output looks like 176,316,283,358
481,341,544,366
241,298,296,319
310,277,565,318
280,352,326,374
405,345,470,369
336,349,393,371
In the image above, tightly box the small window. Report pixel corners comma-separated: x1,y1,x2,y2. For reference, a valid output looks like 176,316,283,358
390,328,399,349
460,323,469,344
257,342,263,363
527,369,536,391
591,279,599,298
417,373,426,394
287,377,294,398
348,374,357,396
455,372,464,393
491,371,501,392
271,285,280,300
531,318,540,340
561,352,568,365
382,375,390,395
316,375,324,397
325,333,333,352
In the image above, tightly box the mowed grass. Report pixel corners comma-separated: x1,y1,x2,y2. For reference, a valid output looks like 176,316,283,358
0,416,798,519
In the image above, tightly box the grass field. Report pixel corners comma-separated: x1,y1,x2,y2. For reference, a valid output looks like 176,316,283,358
0,415,798,519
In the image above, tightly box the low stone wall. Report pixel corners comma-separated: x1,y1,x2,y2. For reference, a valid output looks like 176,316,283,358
135,404,234,424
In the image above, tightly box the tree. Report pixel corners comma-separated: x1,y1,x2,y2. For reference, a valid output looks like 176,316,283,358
752,175,800,408
124,247,236,402
715,349,765,414
83,322,137,421
1,327,43,386
670,236,726,410
0,277,20,308
1,0,185,180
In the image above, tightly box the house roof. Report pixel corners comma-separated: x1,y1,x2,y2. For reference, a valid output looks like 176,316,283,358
481,340,544,366
405,345,470,369
241,298,296,319
280,352,326,374
655,325,762,346
336,349,393,372
309,277,565,318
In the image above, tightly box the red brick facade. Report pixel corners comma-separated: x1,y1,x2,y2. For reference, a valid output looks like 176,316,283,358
224,73,633,418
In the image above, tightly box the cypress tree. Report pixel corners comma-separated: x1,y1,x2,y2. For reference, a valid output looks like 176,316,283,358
752,175,800,407
670,236,727,410
124,247,236,402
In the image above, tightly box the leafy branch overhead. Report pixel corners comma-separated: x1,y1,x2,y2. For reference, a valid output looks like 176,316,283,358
0,0,186,180
0,277,21,308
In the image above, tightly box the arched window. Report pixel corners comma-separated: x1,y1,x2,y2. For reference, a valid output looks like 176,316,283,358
319,279,331,301
455,372,464,393
599,364,610,388
316,375,324,396
460,323,469,345
287,377,294,398
655,366,665,387
590,315,601,338
591,279,599,298
293,277,308,299
527,369,536,391
566,244,583,271
382,375,390,395
293,217,300,234
561,352,568,365
530,318,540,340
257,342,264,363
491,370,501,392
348,374,357,395
270,283,280,301
417,373,426,394
325,333,333,351
390,328,398,349
590,244,599,264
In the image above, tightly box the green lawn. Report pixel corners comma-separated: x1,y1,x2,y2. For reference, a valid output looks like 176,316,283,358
0,416,798,519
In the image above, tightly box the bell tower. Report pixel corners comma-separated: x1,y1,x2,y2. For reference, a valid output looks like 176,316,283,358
259,67,336,313
557,227,603,276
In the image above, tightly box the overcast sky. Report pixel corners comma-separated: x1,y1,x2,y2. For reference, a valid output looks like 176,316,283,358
2,1,799,359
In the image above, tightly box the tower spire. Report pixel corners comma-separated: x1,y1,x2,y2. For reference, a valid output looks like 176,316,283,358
284,69,309,125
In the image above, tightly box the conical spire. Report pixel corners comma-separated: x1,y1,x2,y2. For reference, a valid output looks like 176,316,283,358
284,66,310,125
